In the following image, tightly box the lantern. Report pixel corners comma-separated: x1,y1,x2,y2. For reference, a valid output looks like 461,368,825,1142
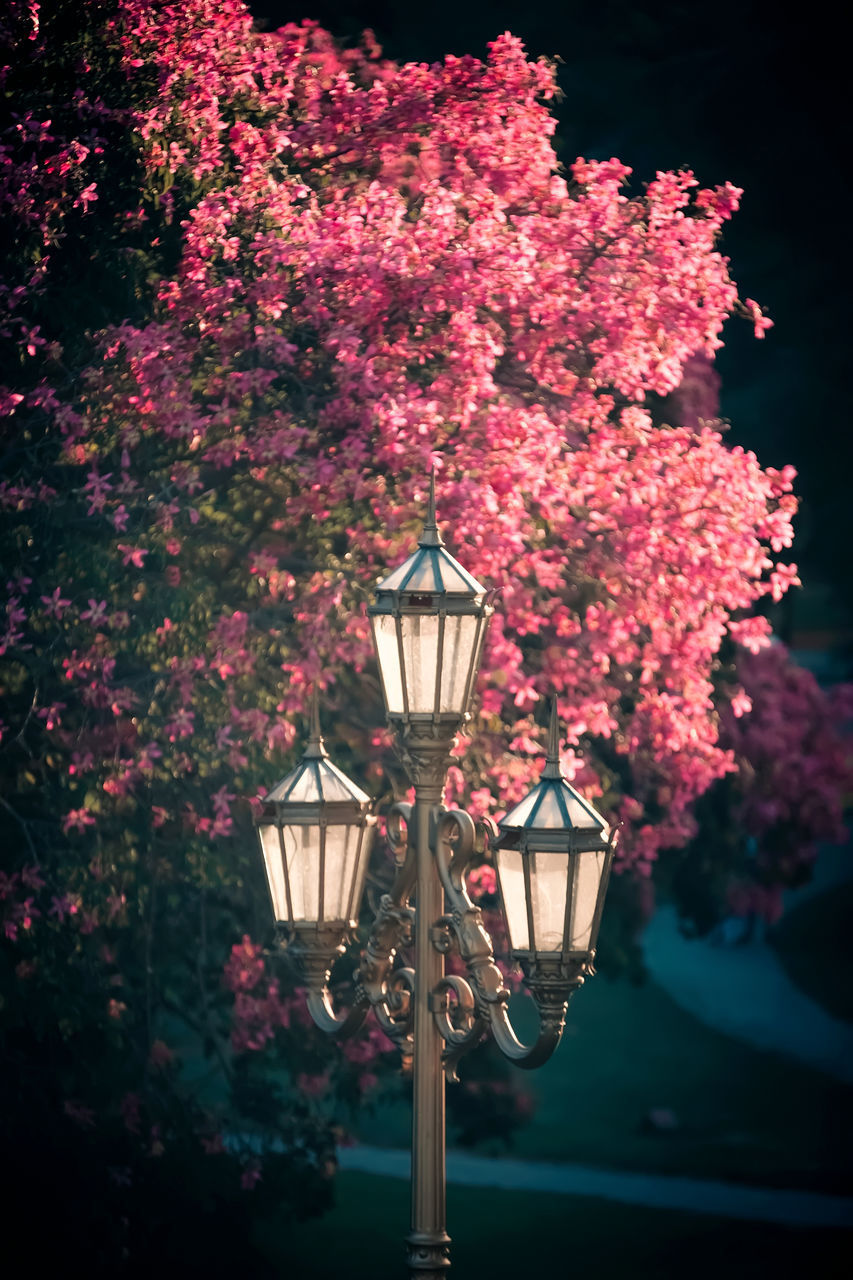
368,474,492,728
256,695,375,933
495,703,615,960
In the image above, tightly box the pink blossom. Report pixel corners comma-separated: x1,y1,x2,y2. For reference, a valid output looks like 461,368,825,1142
49,894,79,921
69,750,95,776
40,586,71,619
37,701,66,730
0,390,25,416
729,689,752,719
20,866,44,891
73,181,98,211
117,544,148,567
466,864,498,899
62,807,96,834
744,297,773,339
165,708,194,741
240,1163,262,1190
80,598,108,625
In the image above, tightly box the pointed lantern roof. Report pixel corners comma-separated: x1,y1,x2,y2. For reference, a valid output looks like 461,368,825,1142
373,472,487,601
500,702,610,838
263,689,370,809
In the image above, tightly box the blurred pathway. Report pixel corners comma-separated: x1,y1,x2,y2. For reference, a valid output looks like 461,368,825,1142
337,1145,853,1228
642,843,853,1084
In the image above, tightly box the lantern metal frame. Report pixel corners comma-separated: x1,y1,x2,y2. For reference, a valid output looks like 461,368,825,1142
254,478,616,1280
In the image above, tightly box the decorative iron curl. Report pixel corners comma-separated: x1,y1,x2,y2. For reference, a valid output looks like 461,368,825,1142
386,800,414,865
430,973,487,1083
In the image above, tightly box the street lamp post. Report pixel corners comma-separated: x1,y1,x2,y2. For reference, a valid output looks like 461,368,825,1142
255,476,617,1278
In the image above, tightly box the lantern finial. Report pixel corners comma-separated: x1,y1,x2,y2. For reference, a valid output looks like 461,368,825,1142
418,468,444,549
542,698,562,780
304,685,328,759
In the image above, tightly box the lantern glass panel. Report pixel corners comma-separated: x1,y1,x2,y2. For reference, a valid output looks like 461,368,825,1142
529,850,570,951
281,824,321,922
438,612,480,714
501,789,540,828
281,769,318,803
565,793,605,830
530,788,566,829
319,761,364,802
495,846,529,951
322,823,373,923
259,823,289,923
400,611,440,712
404,557,442,591
376,552,419,593
440,559,481,593
372,612,405,713
568,848,607,950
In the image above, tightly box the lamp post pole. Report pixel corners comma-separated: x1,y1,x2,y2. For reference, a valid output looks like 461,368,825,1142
408,773,450,1275
254,475,616,1278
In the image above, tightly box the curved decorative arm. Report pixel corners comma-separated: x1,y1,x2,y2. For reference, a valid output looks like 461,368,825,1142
283,922,370,1038
305,983,371,1038
487,955,589,1070
431,808,588,1074
351,802,418,1065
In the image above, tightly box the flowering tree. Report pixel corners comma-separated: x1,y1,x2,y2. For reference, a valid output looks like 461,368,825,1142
1,0,849,1256
666,642,853,936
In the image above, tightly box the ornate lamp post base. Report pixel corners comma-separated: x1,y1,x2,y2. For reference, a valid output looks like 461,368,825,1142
406,1231,452,1276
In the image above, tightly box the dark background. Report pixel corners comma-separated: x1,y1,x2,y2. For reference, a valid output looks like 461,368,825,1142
249,0,852,635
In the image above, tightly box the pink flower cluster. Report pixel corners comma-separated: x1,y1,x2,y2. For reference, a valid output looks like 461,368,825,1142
223,936,291,1051
720,643,853,893
0,864,42,941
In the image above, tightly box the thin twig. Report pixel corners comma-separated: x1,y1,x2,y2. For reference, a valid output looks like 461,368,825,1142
0,794,40,862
